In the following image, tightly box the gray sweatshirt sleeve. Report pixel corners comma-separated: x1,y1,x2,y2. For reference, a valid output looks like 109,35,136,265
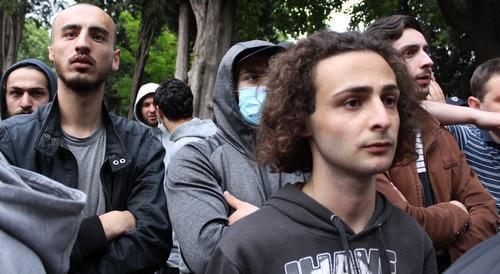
165,143,229,274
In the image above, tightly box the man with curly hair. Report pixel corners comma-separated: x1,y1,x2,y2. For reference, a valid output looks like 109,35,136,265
205,31,437,274
366,15,497,270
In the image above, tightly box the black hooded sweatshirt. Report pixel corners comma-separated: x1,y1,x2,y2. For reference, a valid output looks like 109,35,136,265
205,184,437,274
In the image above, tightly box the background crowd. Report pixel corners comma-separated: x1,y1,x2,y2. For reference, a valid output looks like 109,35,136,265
0,2,499,274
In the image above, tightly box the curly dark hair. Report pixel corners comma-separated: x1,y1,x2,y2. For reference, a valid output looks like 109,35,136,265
257,31,420,173
154,78,193,120
365,15,425,44
470,58,500,101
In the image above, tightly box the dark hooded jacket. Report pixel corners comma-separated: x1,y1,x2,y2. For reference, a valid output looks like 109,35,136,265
0,59,57,120
206,184,438,274
165,40,305,273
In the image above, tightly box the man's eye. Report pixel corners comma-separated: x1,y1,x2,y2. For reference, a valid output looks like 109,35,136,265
344,98,360,109
93,33,105,42
383,96,398,108
401,49,416,59
64,31,77,39
244,74,260,81
8,91,22,98
31,91,46,98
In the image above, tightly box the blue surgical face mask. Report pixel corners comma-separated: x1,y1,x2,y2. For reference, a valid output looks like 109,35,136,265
238,86,267,126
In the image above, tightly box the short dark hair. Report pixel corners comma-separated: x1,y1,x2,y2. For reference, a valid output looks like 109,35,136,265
365,15,424,44
257,31,420,173
470,58,500,101
154,78,193,120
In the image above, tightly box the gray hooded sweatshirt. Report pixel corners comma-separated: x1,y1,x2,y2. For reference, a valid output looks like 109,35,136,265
162,117,217,168
165,40,305,273
0,59,57,120
0,152,86,274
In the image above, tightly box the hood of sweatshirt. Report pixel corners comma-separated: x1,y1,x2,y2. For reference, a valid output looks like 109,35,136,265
169,117,217,142
212,40,283,157
134,82,159,127
0,59,57,120
0,152,86,273
268,183,394,274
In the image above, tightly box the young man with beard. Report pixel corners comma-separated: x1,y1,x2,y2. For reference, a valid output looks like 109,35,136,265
366,15,497,270
206,31,437,274
0,59,57,120
0,4,171,273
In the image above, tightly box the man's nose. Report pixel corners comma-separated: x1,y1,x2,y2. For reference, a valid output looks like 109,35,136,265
75,32,91,54
370,100,392,131
20,93,33,108
419,50,434,69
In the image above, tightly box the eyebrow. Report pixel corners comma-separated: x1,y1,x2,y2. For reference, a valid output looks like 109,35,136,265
60,24,110,37
334,84,399,97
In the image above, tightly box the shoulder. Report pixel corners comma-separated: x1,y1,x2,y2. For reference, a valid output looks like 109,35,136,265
170,131,229,161
109,114,151,137
0,107,47,144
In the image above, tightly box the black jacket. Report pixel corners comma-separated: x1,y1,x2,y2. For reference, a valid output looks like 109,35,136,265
206,184,437,274
0,99,171,273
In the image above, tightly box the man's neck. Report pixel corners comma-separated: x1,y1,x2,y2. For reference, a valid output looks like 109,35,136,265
58,82,104,138
164,117,193,133
302,163,376,234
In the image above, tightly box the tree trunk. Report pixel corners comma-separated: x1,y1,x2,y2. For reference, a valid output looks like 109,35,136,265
438,0,500,63
128,33,153,119
175,0,190,82
188,0,236,119
0,9,25,74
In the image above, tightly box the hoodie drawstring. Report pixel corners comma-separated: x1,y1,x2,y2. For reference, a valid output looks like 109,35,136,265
376,224,391,274
331,214,360,274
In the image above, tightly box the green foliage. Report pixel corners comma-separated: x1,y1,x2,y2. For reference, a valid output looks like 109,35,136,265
106,11,177,115
144,31,177,83
18,18,51,65
236,0,337,41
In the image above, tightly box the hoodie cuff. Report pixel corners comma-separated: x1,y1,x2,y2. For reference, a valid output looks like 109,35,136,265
77,215,108,258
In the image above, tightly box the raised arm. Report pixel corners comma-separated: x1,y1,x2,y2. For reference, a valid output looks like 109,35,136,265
421,100,500,129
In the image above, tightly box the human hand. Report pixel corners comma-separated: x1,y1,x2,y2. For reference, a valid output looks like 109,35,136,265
224,191,258,225
99,210,136,241
426,79,446,103
449,200,468,215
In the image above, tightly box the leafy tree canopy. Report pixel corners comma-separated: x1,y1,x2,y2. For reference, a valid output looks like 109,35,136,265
18,18,51,65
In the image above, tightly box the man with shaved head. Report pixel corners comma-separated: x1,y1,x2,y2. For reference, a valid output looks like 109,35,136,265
0,4,171,273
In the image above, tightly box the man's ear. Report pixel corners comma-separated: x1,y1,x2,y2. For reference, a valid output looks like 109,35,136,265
112,48,120,72
156,106,164,120
48,45,54,62
468,96,482,110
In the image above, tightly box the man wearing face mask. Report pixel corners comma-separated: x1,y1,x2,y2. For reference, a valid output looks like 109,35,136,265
165,40,306,274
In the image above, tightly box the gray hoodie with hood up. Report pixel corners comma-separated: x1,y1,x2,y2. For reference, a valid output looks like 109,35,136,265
0,59,57,120
0,152,86,274
165,40,305,273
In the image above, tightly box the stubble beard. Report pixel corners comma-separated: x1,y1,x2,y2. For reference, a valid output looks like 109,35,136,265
55,62,110,94
416,84,430,101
